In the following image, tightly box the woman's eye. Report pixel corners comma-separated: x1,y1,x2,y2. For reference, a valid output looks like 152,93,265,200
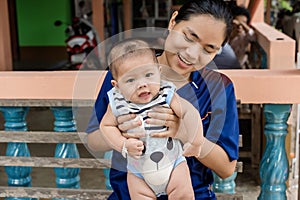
184,34,193,42
204,44,219,54
126,78,134,83
203,48,213,54
145,73,153,77
203,47,216,54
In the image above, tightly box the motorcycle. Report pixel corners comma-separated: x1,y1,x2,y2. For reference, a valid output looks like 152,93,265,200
54,1,101,70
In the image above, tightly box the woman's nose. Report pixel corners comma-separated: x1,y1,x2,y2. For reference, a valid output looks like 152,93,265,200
185,43,202,62
185,43,214,67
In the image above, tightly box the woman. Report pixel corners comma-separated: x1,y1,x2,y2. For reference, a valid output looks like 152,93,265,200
86,0,239,199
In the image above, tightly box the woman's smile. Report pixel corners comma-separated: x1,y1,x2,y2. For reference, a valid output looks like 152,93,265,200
178,53,193,66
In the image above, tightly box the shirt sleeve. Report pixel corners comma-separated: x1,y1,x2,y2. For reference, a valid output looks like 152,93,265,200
219,82,239,161
85,71,113,133
205,77,240,161
161,80,176,105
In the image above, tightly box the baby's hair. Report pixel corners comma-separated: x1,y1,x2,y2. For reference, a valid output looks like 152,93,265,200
108,39,158,79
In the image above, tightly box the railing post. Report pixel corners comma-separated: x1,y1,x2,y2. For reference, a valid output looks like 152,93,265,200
51,107,80,199
103,151,112,190
0,107,34,200
258,104,291,200
213,172,237,194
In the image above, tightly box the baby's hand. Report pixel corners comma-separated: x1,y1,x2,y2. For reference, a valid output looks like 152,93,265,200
126,138,144,158
182,142,201,157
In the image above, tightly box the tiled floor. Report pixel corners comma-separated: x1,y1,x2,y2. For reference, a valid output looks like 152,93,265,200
0,107,262,199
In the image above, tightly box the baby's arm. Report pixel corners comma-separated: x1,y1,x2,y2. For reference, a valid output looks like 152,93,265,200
169,93,204,157
100,105,144,158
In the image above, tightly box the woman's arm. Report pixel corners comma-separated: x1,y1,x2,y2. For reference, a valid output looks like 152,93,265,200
198,139,237,179
199,76,239,178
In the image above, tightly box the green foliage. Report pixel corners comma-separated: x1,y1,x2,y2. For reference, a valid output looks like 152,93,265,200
279,0,292,11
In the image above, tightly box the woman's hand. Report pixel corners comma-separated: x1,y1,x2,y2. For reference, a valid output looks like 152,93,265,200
116,106,179,139
146,106,179,138
117,113,145,139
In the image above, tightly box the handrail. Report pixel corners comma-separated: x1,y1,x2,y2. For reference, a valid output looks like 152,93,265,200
0,70,299,104
251,22,296,69
219,69,300,104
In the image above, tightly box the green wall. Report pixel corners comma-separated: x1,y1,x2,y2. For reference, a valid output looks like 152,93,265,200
16,0,72,46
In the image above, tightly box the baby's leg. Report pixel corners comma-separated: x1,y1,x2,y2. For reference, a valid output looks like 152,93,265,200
167,161,194,200
127,171,156,200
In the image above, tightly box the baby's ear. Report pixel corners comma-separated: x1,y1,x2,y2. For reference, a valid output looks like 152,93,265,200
111,80,118,88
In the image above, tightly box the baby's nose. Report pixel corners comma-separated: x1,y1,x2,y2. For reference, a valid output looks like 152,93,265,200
137,81,147,88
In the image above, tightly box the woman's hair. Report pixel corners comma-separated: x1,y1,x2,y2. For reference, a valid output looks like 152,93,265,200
175,0,233,45
108,39,157,79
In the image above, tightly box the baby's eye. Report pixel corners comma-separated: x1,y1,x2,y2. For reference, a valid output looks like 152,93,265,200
126,78,135,83
145,73,154,78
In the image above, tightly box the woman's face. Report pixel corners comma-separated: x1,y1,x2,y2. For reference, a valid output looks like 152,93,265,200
164,13,226,78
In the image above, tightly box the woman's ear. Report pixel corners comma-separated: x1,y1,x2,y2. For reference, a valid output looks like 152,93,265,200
111,80,118,88
158,64,162,72
168,11,178,30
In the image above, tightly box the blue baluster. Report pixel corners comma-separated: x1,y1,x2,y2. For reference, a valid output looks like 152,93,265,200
51,107,80,200
103,151,112,190
258,104,291,200
213,172,237,194
0,107,34,200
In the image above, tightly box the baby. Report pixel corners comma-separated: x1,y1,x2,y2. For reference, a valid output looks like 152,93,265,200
100,39,203,199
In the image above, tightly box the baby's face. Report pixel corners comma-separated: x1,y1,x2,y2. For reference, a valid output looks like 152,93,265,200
115,56,161,104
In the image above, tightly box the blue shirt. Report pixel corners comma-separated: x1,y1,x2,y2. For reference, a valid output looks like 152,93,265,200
208,43,242,70
86,68,239,200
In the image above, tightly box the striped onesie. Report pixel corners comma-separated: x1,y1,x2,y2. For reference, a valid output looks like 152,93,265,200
107,80,185,197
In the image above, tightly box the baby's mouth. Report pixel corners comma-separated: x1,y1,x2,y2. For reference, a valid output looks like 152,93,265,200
139,92,150,98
